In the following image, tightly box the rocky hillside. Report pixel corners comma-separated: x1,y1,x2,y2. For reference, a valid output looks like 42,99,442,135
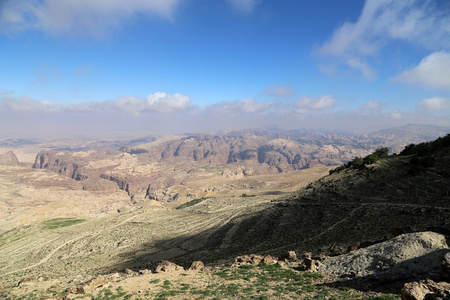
178,134,450,263
2,133,450,299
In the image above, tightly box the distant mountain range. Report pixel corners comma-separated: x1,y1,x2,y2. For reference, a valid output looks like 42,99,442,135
31,124,450,204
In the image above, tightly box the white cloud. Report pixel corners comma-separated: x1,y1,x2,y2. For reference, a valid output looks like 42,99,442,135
419,97,450,111
263,85,294,98
145,92,190,112
294,95,336,110
68,92,190,113
392,52,450,90
0,0,181,37
0,92,189,114
210,99,274,114
317,0,450,78
362,100,385,111
389,110,403,119
0,95,62,113
227,0,258,13
346,57,376,80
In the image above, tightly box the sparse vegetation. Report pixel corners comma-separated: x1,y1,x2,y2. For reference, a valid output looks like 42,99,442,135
203,165,230,173
41,218,86,229
175,197,210,209
329,147,390,175
2,132,449,299
240,193,256,198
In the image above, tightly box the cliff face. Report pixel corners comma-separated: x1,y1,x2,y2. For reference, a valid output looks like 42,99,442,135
33,151,86,180
0,151,20,165
120,134,371,171
32,127,449,202
32,133,371,202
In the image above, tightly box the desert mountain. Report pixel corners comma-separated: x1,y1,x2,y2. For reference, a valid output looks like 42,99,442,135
32,124,450,202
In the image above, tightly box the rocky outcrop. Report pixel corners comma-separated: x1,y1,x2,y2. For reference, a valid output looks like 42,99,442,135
33,151,87,180
278,251,299,263
0,151,20,165
318,232,449,281
154,260,184,273
401,280,450,300
188,261,205,271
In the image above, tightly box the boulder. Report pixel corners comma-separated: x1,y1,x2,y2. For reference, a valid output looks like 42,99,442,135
250,254,264,265
278,251,298,263
263,255,275,264
82,276,109,291
139,269,152,275
124,268,136,276
318,232,449,281
17,277,36,287
188,261,205,271
154,260,184,273
303,258,321,271
401,280,450,300
234,255,252,265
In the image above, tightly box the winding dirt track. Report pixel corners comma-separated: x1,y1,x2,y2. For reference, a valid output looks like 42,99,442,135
0,213,142,277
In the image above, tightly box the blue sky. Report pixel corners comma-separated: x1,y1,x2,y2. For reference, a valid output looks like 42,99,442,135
1,0,450,137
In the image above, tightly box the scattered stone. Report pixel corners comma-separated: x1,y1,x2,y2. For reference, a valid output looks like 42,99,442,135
107,273,121,281
154,260,184,273
250,254,264,265
277,261,287,268
401,279,450,300
139,269,152,275
75,287,85,295
17,277,36,287
278,251,298,263
124,268,136,276
65,286,85,295
234,254,265,265
82,276,109,291
188,261,205,271
234,255,252,265
263,255,275,264
441,252,450,282
303,258,320,271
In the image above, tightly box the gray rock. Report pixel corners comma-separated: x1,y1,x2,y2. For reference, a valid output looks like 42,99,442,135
318,232,449,281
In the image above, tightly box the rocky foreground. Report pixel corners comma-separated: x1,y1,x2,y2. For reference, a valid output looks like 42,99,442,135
2,231,449,299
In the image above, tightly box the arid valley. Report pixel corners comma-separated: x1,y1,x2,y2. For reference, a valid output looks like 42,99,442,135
1,124,450,299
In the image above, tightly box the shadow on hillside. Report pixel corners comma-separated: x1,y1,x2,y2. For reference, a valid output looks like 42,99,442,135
104,197,449,277
318,249,449,294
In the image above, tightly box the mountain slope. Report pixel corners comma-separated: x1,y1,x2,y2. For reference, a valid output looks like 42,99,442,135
183,134,450,262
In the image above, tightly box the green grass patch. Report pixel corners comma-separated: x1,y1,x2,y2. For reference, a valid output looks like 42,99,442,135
175,197,210,210
41,218,86,229
203,165,230,173
240,193,256,198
